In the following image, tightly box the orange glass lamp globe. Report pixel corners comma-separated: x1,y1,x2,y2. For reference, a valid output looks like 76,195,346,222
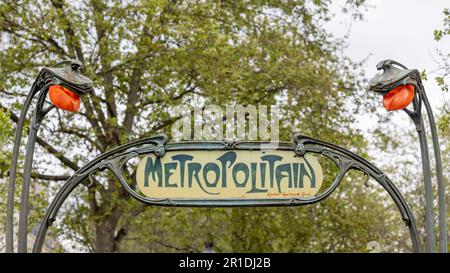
382,84,415,111
48,85,81,112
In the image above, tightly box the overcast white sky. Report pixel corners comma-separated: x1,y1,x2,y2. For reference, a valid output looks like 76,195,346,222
326,0,449,132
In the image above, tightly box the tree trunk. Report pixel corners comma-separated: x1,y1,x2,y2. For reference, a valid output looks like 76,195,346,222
95,220,116,252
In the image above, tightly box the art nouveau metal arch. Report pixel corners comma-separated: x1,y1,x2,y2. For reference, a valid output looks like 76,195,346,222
32,134,421,253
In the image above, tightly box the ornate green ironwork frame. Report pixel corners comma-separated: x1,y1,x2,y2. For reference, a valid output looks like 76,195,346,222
32,134,421,253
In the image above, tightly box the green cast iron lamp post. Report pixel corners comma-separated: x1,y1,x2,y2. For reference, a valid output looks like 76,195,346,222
369,59,447,253
5,60,93,253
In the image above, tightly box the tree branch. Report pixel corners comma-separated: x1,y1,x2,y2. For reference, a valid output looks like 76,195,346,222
91,1,118,123
56,125,102,151
35,135,80,171
95,52,156,77
30,173,70,181
0,11,70,58
112,203,147,251
2,103,80,171
50,0,85,62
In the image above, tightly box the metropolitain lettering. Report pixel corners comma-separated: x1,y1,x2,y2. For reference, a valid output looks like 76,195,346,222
139,151,318,196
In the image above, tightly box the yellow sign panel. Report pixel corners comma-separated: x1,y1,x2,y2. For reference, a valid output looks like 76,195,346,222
136,150,323,199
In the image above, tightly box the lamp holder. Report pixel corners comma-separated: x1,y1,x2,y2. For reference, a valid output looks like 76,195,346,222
33,60,93,97
369,59,420,95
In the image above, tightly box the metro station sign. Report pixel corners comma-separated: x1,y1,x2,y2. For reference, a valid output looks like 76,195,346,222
136,149,323,200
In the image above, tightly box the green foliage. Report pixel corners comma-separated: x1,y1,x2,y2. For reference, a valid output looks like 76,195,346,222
0,107,13,251
0,109,13,176
434,8,449,42
431,8,450,131
438,108,450,130
421,8,450,133
0,0,412,253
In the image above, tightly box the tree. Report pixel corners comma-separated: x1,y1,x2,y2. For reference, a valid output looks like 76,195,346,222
431,8,450,130
1,0,407,252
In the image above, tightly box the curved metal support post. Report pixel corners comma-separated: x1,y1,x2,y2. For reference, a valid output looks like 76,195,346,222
5,88,39,253
32,135,168,253
33,134,421,253
293,134,422,252
4,78,54,253
403,82,438,253
17,84,54,253
417,84,447,253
